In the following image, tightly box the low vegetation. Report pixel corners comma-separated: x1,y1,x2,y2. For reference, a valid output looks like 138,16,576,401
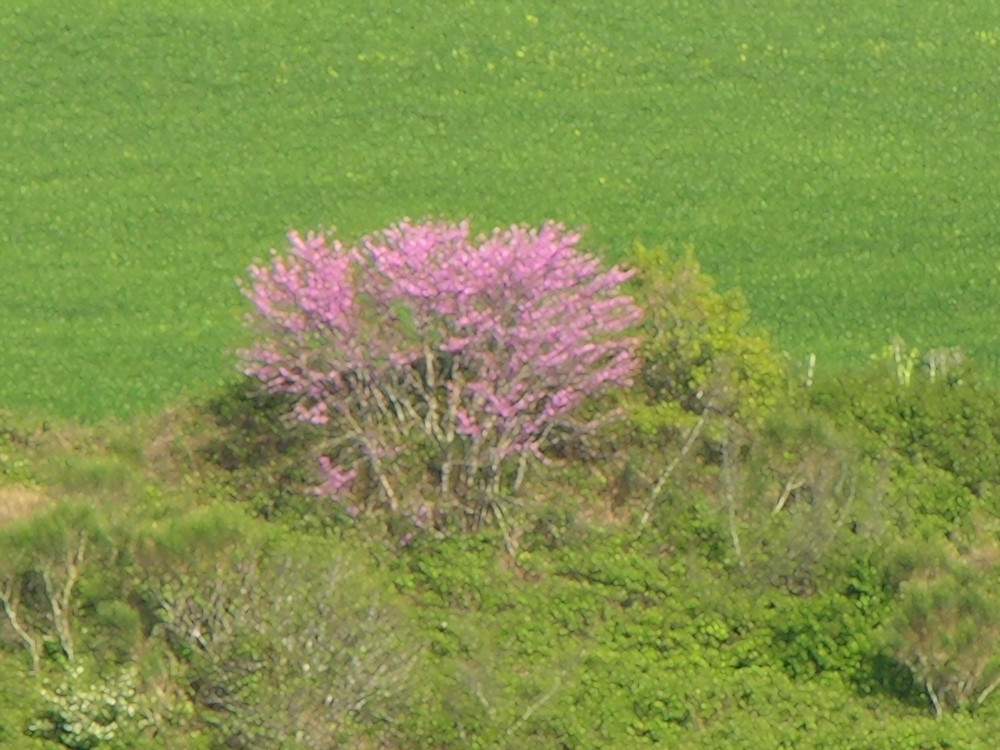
3,233,1000,748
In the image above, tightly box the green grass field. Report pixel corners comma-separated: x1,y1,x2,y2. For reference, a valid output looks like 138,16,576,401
4,0,1000,420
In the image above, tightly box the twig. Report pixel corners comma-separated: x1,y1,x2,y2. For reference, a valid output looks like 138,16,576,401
492,502,518,557
976,671,1000,707
0,579,40,674
926,679,943,719
41,532,87,663
505,677,561,739
721,431,743,567
640,412,707,526
772,477,805,515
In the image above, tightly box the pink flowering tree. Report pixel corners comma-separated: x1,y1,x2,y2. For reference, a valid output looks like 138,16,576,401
241,219,642,529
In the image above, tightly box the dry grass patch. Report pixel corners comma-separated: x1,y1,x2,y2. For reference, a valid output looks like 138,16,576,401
0,484,51,526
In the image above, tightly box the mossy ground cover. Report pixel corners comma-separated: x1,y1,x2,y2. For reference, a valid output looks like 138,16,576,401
3,0,1000,420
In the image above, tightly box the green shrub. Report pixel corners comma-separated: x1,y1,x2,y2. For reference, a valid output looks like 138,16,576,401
886,530,1000,717
727,406,884,591
131,505,420,748
811,353,1000,490
90,601,142,667
613,245,788,522
26,665,150,750
388,527,979,748
0,502,108,671
624,244,787,434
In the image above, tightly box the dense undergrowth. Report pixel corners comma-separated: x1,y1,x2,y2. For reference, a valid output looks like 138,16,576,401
3,253,1000,748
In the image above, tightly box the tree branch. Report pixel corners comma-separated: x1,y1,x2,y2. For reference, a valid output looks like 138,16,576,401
0,577,40,674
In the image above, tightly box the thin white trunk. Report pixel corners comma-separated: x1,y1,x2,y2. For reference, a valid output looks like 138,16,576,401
0,581,40,674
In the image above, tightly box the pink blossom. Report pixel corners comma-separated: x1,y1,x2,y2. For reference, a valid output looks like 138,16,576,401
241,219,642,510
316,457,358,497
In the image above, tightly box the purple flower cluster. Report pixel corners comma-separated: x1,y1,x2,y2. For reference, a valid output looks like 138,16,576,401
242,219,642,518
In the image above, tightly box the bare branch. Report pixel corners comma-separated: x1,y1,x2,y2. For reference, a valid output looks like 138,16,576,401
0,576,40,674
640,411,707,525
505,677,562,740
41,531,87,663
772,477,806,515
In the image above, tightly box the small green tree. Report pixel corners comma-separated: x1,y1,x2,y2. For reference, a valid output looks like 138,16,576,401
887,532,1000,717
625,245,786,427
0,503,104,672
614,245,787,526
731,407,878,591
132,505,420,748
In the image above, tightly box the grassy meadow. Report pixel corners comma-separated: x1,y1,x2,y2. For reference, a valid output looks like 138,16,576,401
9,4,1000,746
3,0,1000,420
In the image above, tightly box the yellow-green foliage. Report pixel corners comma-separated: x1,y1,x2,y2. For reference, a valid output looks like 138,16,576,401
624,244,787,441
